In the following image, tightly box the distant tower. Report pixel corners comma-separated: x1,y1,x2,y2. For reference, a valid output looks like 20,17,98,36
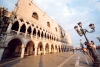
80,39,84,48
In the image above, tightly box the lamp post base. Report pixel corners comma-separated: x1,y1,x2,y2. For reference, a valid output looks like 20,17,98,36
93,62,100,67
89,48,100,67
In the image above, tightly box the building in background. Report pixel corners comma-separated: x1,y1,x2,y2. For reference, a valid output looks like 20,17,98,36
0,0,73,60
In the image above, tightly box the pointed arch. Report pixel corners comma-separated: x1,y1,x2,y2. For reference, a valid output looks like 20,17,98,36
33,28,36,35
41,31,43,38
20,24,26,33
11,21,19,31
25,41,35,56
37,30,40,37
27,26,31,34
45,43,49,53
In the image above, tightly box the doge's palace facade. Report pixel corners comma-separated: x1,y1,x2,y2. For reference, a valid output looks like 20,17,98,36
0,0,73,60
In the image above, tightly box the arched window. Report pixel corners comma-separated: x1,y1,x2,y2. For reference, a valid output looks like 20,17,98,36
55,27,57,32
32,12,38,20
47,22,50,27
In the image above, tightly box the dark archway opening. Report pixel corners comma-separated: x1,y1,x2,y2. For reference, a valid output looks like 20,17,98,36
25,41,35,56
27,26,31,34
45,43,49,53
11,21,19,31
37,30,40,37
33,28,36,36
45,33,46,38
38,42,43,55
41,31,43,38
2,38,22,59
20,24,26,33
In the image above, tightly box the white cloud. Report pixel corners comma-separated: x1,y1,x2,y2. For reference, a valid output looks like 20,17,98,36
95,2,100,10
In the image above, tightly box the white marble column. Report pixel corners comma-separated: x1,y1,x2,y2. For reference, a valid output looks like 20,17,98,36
25,27,28,37
36,32,37,39
35,47,37,56
7,22,12,33
21,45,25,58
31,28,33,39
17,26,21,35
43,47,45,54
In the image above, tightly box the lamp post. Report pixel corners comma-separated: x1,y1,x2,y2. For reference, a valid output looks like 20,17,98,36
74,22,100,67
96,36,100,42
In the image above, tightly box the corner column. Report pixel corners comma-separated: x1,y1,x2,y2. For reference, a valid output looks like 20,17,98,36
0,47,5,60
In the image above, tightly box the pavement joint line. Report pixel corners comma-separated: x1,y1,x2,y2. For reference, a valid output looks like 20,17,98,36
57,55,74,67
75,56,80,67
84,55,89,65
85,57,89,65
0,58,20,66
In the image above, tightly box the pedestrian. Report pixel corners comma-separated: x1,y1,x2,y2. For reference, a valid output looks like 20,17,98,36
72,49,74,54
91,41,98,55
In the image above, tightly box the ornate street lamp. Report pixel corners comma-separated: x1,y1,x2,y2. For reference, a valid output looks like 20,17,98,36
74,22,100,67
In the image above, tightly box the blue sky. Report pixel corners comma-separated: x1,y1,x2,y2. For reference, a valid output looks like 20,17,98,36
0,0,100,47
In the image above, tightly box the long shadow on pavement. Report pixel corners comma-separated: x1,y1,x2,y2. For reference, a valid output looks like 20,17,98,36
0,58,21,67
38,54,43,67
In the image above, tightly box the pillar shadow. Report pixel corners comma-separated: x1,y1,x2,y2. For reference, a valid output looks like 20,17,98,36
38,54,43,67
0,58,21,67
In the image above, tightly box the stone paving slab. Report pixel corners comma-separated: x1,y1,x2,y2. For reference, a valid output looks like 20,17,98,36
0,52,73,67
0,51,99,67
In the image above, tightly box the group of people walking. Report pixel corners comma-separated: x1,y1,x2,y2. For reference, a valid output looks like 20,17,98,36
82,40,98,62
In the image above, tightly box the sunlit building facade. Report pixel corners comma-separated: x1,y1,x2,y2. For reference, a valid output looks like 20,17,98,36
0,0,73,60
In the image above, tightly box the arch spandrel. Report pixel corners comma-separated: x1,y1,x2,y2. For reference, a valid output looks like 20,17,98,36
6,37,24,47
24,40,34,46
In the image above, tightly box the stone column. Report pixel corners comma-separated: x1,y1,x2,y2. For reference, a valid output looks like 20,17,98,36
57,47,59,53
25,27,28,37
54,45,56,53
35,47,37,56
7,22,12,33
0,48,4,60
21,44,25,58
36,31,37,39
31,28,33,39
17,25,21,35
49,46,51,53
43,47,45,54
